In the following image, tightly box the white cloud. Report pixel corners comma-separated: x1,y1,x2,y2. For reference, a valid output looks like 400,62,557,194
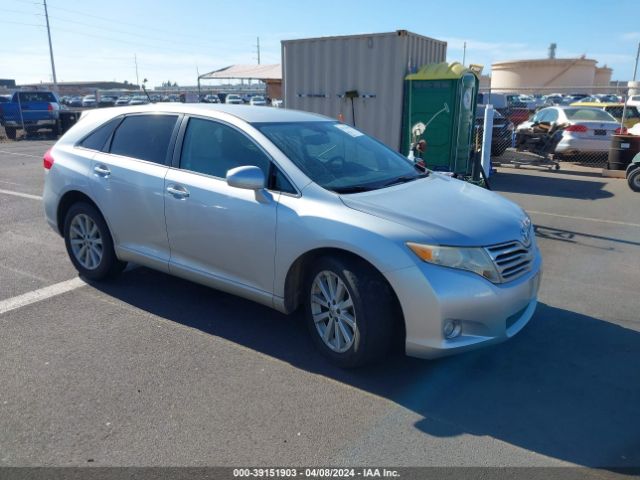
620,32,640,41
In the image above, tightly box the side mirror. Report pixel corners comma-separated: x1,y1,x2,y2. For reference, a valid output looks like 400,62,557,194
226,165,265,190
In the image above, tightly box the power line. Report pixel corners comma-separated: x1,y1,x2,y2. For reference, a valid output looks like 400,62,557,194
4,4,247,53
45,3,244,48
0,19,45,28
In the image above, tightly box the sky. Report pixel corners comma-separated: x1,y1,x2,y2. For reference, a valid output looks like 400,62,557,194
1,0,639,87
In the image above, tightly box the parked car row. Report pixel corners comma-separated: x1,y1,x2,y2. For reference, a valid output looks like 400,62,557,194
58,93,277,108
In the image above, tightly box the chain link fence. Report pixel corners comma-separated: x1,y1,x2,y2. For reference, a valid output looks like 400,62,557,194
476,86,638,169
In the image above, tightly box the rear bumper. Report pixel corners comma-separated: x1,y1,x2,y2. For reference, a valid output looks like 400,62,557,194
4,119,57,128
556,135,611,153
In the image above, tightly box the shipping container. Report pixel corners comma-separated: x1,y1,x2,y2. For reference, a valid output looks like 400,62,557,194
282,30,447,150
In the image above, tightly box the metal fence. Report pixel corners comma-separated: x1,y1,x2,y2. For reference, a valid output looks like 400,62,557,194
476,86,637,169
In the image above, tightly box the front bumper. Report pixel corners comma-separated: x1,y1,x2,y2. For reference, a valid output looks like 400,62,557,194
386,251,542,359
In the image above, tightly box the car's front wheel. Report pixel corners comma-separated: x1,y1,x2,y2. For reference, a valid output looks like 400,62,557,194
63,202,126,280
304,256,397,368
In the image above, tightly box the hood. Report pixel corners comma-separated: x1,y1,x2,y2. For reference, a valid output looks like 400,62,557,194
340,174,528,247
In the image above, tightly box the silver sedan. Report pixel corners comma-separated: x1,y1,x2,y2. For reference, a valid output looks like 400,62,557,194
43,104,541,367
516,106,619,156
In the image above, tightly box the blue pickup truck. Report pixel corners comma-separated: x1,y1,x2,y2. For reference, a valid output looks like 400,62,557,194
0,91,61,139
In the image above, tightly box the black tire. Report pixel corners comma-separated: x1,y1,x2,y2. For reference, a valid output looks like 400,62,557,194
304,256,398,368
5,127,17,140
51,121,61,138
63,202,126,280
628,168,640,192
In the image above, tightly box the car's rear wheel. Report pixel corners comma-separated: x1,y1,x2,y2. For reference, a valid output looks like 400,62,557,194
628,168,640,192
304,256,397,368
63,202,126,280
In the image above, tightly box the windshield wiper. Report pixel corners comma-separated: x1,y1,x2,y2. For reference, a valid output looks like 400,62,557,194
381,172,428,188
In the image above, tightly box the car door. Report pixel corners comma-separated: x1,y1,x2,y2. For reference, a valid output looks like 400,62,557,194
89,113,180,271
164,116,281,297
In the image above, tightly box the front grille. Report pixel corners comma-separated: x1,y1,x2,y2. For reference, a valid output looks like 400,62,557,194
485,240,534,282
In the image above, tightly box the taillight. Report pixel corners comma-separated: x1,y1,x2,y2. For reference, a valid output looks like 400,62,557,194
565,124,588,133
47,103,53,111
615,127,628,135
43,148,54,170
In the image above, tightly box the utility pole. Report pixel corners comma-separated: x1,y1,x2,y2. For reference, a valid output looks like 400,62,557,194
462,41,467,66
43,0,58,92
633,41,640,82
134,54,140,90
256,37,261,65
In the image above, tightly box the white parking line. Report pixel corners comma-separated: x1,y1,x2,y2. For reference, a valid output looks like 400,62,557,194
0,179,23,186
0,277,86,316
0,150,41,158
528,210,640,228
0,188,42,201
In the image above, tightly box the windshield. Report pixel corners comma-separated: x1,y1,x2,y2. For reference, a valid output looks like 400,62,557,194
254,121,424,193
564,108,617,122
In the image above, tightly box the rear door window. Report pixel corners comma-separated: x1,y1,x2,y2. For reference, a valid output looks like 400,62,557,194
109,114,178,164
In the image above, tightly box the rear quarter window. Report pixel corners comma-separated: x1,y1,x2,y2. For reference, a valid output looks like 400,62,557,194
109,114,178,164
78,117,122,152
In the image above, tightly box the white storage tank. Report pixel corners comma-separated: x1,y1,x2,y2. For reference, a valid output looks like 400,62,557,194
491,58,598,93
282,30,447,150
594,66,613,87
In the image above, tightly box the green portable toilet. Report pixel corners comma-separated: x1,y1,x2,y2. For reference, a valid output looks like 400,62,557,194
402,62,479,174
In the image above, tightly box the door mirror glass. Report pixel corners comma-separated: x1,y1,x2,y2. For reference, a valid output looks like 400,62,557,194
226,165,265,190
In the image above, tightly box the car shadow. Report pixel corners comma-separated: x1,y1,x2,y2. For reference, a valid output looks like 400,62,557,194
88,267,640,470
490,171,613,199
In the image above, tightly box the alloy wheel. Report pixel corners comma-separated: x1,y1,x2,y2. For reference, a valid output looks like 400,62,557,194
69,213,103,270
310,270,357,353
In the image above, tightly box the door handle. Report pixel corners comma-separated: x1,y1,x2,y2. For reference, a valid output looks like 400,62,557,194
166,185,190,199
93,164,111,177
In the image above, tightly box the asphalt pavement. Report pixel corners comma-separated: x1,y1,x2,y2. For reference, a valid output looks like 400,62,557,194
0,140,638,472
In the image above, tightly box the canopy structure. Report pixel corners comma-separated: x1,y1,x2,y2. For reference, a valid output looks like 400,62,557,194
199,64,281,81
198,64,282,99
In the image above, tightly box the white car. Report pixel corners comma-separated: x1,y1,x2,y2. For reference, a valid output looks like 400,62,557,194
627,95,640,108
628,122,640,136
249,96,267,106
516,106,619,157
225,94,242,104
81,95,96,108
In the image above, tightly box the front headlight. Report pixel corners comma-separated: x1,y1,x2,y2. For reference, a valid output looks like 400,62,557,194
406,242,500,283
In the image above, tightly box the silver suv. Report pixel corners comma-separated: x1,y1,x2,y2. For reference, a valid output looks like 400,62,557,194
43,104,541,367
